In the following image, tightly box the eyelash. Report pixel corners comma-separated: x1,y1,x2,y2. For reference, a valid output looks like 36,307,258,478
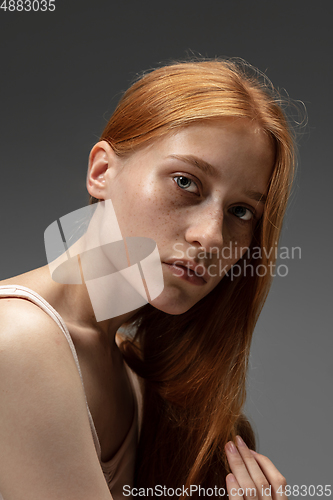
173,175,199,194
173,175,255,222
229,206,254,222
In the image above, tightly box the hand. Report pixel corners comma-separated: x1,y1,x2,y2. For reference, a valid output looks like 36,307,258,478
224,436,288,499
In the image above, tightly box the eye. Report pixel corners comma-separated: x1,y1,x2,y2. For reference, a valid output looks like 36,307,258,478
173,175,199,194
230,206,254,221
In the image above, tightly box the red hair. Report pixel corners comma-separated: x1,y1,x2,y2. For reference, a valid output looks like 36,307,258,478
90,59,296,496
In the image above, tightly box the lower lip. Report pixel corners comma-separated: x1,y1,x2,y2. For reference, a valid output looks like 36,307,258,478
163,263,207,286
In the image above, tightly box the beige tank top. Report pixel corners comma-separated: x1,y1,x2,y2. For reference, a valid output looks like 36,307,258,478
0,284,142,500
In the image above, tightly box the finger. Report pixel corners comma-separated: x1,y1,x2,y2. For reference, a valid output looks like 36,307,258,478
225,441,259,500
250,450,288,500
226,473,245,500
235,436,273,499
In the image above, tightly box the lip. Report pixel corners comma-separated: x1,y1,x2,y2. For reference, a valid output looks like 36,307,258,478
163,259,209,286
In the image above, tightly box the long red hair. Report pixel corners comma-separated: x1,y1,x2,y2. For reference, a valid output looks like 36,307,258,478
90,59,296,496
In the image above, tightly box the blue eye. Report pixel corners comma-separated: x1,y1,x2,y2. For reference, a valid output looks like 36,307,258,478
230,206,253,221
174,176,198,193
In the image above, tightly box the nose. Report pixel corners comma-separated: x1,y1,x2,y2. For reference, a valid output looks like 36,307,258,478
184,205,223,256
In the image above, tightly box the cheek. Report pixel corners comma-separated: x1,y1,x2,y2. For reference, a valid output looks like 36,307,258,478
222,224,254,264
110,180,180,240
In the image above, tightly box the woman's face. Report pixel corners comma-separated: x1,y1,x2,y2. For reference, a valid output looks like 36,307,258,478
87,119,274,315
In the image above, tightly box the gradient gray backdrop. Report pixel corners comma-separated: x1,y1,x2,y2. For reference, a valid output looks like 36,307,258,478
0,1,332,497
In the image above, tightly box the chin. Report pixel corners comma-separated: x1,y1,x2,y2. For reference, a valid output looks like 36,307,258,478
149,290,198,316
150,303,193,315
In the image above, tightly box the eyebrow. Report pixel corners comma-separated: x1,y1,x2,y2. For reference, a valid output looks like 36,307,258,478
166,154,267,204
167,154,217,177
245,190,267,204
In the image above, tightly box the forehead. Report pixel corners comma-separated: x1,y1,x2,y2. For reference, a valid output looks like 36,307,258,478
117,118,275,197
147,119,275,181
167,119,272,156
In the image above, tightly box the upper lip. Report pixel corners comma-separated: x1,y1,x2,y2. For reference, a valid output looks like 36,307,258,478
164,259,209,283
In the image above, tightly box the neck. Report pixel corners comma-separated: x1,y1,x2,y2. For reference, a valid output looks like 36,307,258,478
42,209,146,345
19,264,142,350
54,278,142,346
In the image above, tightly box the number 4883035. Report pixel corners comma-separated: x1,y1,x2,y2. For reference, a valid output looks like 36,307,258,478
0,0,56,11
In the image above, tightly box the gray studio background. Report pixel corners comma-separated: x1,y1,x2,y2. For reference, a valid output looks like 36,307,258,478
0,1,332,496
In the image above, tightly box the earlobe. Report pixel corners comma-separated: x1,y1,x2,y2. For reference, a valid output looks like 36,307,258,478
86,140,117,200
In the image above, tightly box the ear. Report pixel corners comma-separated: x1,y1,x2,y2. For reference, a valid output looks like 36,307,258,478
86,140,119,200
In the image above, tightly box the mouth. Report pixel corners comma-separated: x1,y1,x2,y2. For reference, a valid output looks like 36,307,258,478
163,261,208,286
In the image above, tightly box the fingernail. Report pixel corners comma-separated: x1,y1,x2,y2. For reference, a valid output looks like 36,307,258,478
250,449,258,455
226,441,237,453
227,473,236,482
236,435,245,447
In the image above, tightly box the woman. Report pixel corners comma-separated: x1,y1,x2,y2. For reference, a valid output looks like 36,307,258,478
0,59,294,499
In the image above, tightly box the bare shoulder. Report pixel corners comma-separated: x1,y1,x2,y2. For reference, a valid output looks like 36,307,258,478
0,297,112,500
0,297,85,452
0,296,74,367
0,293,59,328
